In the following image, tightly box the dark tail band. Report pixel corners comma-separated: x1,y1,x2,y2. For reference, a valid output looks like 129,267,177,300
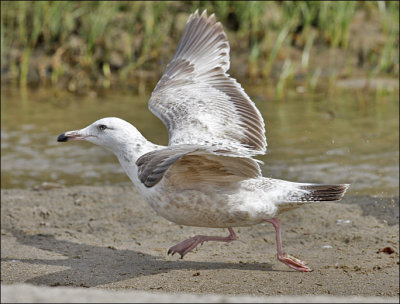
299,184,350,202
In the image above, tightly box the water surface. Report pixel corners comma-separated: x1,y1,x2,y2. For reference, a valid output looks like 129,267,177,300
1,85,398,196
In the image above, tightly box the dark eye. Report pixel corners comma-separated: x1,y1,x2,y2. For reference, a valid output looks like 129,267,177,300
98,124,107,131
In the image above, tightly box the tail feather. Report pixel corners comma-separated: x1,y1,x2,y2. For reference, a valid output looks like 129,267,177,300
273,181,350,213
298,184,349,202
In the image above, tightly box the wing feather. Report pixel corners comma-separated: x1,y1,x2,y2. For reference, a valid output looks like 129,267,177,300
148,10,267,156
136,145,261,188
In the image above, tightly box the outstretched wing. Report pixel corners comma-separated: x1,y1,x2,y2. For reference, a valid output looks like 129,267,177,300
136,145,261,189
148,10,267,156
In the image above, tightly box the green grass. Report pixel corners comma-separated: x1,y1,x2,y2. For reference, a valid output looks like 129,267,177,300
1,1,398,92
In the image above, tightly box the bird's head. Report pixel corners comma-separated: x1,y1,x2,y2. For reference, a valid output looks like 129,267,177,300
57,117,145,154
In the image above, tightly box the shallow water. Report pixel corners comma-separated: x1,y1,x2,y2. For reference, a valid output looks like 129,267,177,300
1,85,399,196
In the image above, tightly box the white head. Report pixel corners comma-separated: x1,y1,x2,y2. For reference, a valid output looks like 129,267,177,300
57,117,148,156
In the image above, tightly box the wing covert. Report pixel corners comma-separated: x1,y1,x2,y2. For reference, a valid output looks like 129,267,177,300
136,145,261,188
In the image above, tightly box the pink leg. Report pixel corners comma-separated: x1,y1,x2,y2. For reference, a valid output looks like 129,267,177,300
168,228,237,259
265,218,312,272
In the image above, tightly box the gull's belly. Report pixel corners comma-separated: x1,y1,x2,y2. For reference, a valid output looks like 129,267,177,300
138,185,269,228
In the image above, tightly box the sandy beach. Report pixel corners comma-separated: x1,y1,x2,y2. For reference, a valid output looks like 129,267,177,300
1,185,398,301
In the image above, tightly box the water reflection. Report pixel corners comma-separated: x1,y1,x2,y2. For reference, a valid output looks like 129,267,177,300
1,85,399,197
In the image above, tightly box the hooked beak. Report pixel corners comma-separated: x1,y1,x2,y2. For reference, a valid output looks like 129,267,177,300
57,130,86,142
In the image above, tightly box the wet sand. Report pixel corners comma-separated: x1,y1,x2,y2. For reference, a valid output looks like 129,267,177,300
1,185,398,297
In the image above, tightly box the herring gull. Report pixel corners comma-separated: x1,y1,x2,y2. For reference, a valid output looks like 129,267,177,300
57,10,349,272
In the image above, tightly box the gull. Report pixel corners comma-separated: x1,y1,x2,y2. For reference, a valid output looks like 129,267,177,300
57,10,349,272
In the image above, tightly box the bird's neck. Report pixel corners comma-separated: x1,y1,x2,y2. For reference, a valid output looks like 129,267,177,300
114,135,164,189
116,138,159,162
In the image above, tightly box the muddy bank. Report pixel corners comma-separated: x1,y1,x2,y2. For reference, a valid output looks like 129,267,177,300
1,186,399,296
